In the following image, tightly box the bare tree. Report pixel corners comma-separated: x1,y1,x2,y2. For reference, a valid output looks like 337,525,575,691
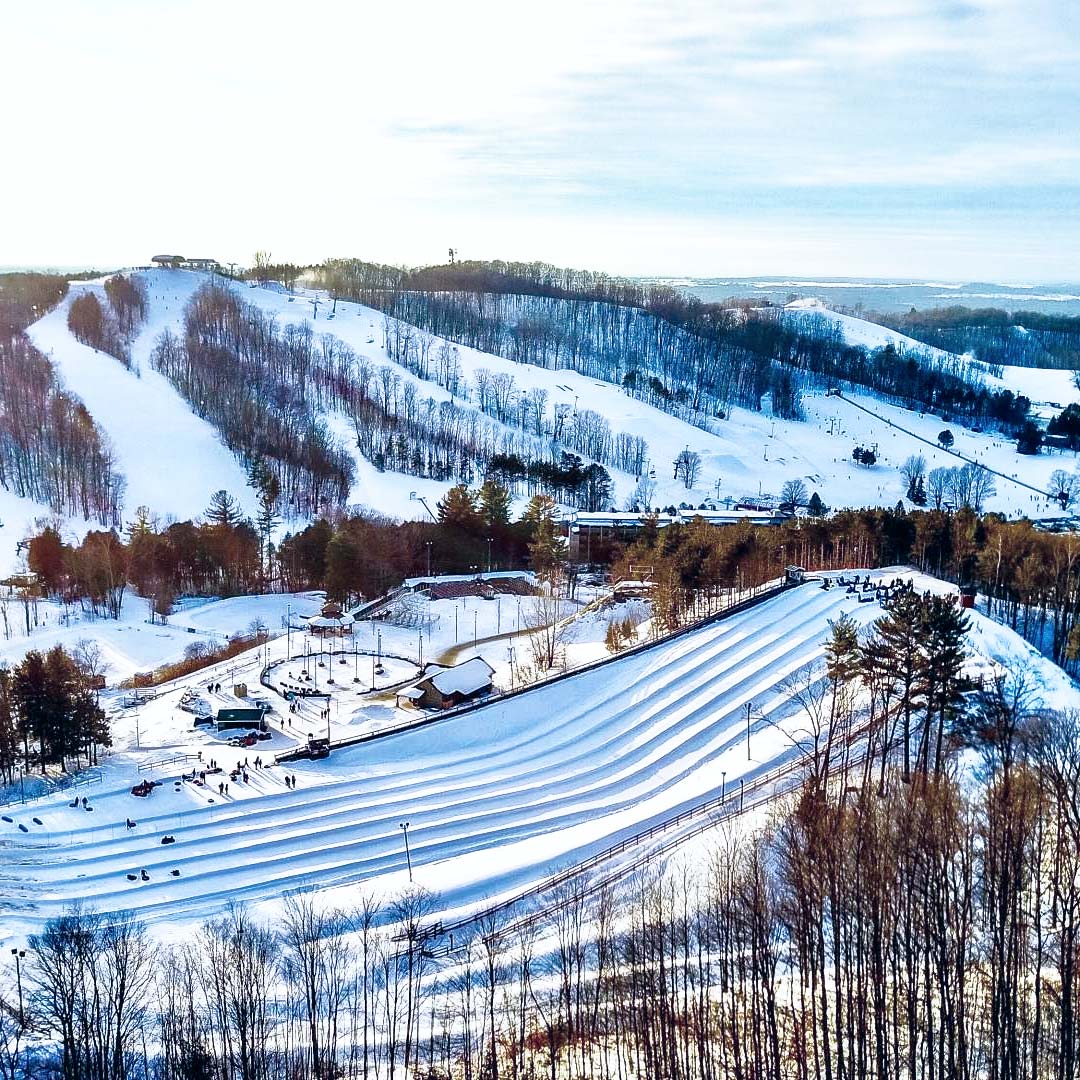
781,477,809,509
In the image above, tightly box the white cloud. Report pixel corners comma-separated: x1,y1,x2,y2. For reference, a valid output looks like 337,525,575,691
2,0,1078,277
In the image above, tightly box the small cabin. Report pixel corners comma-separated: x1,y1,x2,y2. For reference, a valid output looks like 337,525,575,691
396,657,495,710
215,706,269,731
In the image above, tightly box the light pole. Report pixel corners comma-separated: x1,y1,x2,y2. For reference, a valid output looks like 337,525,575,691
746,701,752,760
486,537,493,575
400,821,413,882
353,636,360,684
10,948,24,1024
425,541,432,579
721,770,726,801
507,645,515,690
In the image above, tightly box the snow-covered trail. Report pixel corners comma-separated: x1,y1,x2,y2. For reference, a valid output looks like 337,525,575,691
0,582,880,931
26,272,256,521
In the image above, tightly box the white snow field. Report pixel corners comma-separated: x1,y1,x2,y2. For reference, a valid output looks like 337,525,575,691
0,591,324,684
12,268,1077,579
0,570,1072,944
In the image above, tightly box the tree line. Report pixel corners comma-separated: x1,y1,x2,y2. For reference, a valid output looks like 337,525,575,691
317,258,1030,432
867,303,1080,370
0,327,124,525
27,493,262,620
66,274,148,369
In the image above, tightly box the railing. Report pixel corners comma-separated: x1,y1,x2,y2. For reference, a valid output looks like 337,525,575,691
0,766,103,807
137,753,202,774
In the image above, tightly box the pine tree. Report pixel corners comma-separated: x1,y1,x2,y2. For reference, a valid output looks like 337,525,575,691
823,613,860,783
872,593,927,782
249,459,282,588
921,595,970,777
478,480,511,527
205,490,243,528
437,484,481,531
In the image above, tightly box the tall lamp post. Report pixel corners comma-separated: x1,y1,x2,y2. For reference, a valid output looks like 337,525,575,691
10,948,24,1024
486,537,493,574
400,821,413,882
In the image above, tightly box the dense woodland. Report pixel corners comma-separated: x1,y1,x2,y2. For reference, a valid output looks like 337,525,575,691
66,275,148,368
0,329,124,524
3,608,1080,1080
870,305,1080,371
0,642,109,784
151,285,622,512
0,273,70,335
317,259,1031,432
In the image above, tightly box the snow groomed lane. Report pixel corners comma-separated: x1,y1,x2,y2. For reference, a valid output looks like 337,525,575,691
0,583,878,926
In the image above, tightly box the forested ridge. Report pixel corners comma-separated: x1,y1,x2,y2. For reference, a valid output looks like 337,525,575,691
867,305,1080,371
317,258,1031,431
151,285,627,512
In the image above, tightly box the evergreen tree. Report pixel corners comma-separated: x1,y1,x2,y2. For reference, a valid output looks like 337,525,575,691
437,484,481,531
920,594,970,777
204,490,243,528
13,650,48,772
871,593,927,782
27,526,67,594
823,613,861,782
249,459,282,588
478,480,511,527
324,530,363,605
0,669,16,785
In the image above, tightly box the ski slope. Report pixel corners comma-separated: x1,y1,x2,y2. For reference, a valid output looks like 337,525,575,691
1,571,1072,941
26,274,256,523
13,270,1080,574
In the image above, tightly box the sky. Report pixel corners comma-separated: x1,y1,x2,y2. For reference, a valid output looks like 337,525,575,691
3,0,1079,280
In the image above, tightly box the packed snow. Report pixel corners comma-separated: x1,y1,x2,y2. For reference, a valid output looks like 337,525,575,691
0,570,1070,944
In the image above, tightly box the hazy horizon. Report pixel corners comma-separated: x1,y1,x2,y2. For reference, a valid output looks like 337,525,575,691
4,0,1079,280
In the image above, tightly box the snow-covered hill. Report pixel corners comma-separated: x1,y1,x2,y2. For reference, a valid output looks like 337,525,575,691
11,269,1077,572
0,570,1070,940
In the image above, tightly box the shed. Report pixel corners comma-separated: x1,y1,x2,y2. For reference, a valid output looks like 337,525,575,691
396,657,495,710
215,706,268,731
